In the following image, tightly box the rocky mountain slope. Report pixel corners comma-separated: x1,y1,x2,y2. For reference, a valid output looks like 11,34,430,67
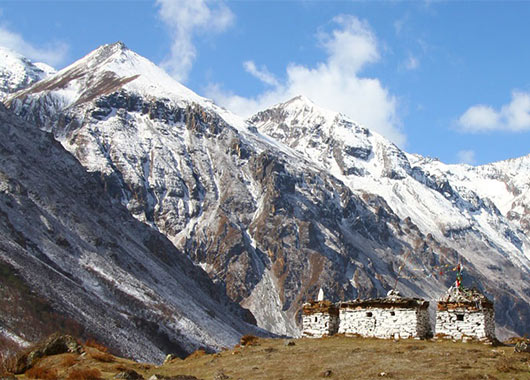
250,97,530,335
3,42,530,341
0,102,261,362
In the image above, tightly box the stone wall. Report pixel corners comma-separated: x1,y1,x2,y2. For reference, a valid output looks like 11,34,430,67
416,307,432,338
338,307,432,339
435,306,495,341
302,311,339,338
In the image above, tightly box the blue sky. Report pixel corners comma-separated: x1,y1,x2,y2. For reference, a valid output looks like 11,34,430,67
1,1,529,165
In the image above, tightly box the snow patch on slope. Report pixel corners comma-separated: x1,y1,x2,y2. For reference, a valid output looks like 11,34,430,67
241,269,299,337
0,46,55,99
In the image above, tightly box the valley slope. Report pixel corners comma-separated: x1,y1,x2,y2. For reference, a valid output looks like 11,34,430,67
0,101,260,362
3,43,530,341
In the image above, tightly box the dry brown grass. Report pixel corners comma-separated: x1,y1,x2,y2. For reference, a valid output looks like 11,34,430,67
62,354,78,367
11,336,530,380
25,366,58,379
66,367,103,380
504,336,529,345
90,352,114,363
185,349,208,360
155,336,530,380
114,363,128,372
84,340,108,353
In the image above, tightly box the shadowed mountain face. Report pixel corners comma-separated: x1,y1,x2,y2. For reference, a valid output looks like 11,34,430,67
3,43,530,340
0,102,261,362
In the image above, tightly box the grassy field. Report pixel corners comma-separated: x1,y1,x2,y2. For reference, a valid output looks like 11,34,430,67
6,335,530,380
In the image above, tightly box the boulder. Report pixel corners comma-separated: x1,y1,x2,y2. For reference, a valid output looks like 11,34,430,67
515,340,530,353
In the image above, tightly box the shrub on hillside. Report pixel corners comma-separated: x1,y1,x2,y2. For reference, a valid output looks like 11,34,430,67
66,367,102,380
84,339,108,353
90,351,114,363
185,349,207,360
62,354,78,367
240,334,259,347
25,366,58,379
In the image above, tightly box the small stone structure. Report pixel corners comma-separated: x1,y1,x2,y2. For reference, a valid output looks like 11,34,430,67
435,286,495,342
302,300,339,338
338,291,431,339
302,290,431,339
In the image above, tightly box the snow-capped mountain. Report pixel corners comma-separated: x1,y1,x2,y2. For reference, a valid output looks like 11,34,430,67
250,95,530,336
0,47,55,100
414,154,530,237
0,102,262,362
3,42,530,342
249,95,530,256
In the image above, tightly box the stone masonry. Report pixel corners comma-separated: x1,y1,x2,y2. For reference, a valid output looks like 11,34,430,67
302,301,339,338
302,291,432,339
338,293,431,339
435,286,495,342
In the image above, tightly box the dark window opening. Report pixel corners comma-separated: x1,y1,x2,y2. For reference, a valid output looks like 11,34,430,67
456,314,464,321
390,311,396,316
366,312,373,317
314,316,318,322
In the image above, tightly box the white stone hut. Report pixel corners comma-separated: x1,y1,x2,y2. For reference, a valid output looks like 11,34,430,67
435,286,495,342
337,291,432,339
301,300,339,338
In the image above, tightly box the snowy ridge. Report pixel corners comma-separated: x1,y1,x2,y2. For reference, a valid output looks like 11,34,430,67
0,47,55,99
251,96,530,265
251,96,530,337
6,42,249,133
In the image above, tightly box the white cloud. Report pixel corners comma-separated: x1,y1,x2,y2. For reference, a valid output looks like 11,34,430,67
404,54,419,70
156,0,234,82
207,15,405,146
0,24,68,66
243,61,279,87
457,150,476,165
458,91,530,132
394,18,405,35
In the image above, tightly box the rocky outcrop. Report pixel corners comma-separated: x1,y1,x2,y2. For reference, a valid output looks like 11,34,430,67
14,334,81,374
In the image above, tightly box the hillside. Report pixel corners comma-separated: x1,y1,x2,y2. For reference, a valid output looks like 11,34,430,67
4,335,530,380
0,101,262,362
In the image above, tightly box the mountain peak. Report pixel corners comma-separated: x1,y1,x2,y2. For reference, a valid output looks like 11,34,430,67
75,41,139,72
5,42,249,132
283,94,316,108
88,41,130,61
7,42,208,109
0,46,55,98
250,94,340,132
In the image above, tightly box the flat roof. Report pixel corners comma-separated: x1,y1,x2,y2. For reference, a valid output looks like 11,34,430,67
339,297,429,310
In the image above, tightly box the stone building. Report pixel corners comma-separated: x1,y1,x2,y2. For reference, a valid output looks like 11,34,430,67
302,291,432,339
338,291,431,339
435,286,495,342
301,300,339,338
